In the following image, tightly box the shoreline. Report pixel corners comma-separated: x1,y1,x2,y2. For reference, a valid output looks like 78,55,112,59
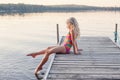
0,10,120,16
0,4,120,15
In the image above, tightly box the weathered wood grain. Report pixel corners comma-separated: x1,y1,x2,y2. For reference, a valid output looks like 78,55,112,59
45,36,120,80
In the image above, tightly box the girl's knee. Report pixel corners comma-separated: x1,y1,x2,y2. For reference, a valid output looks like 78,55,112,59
45,47,51,53
47,46,56,50
45,49,52,56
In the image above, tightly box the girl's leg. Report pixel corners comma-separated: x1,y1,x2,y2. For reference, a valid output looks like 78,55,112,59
34,46,66,74
26,46,57,58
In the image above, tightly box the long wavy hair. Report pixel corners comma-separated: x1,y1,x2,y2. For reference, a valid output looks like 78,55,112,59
67,17,80,39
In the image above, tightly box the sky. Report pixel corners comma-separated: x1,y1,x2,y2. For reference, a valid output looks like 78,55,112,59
0,0,120,7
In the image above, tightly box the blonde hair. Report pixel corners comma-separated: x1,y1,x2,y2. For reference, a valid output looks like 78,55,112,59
67,17,80,39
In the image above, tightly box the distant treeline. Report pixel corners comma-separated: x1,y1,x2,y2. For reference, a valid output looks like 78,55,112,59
0,3,120,15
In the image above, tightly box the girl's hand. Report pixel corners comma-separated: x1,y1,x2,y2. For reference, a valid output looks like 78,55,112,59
75,49,81,55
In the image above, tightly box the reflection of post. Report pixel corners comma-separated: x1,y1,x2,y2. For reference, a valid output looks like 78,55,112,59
115,24,118,43
57,24,59,44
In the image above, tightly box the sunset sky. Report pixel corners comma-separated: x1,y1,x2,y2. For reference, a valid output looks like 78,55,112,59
0,0,120,7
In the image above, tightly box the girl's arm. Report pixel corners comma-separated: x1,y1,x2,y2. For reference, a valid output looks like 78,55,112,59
75,41,83,51
75,41,79,51
70,30,78,54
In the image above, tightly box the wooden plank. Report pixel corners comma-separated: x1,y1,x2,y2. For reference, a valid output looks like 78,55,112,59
53,63,120,65
53,61,120,63
47,79,117,80
54,57,120,60
48,73,120,79
47,79,120,80
50,70,120,74
52,63,120,66
55,56,120,59
51,67,120,71
57,52,117,55
52,65,120,68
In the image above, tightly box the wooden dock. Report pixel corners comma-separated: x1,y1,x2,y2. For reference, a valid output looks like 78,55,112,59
43,36,120,80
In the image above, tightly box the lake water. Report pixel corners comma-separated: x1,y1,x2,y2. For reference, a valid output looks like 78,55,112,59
0,11,120,80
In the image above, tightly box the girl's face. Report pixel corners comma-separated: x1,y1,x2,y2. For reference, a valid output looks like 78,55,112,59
66,21,72,29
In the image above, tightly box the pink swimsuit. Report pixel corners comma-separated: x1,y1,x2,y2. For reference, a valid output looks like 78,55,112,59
62,32,72,53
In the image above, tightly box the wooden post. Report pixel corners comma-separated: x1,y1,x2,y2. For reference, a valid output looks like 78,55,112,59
115,24,118,43
57,24,59,44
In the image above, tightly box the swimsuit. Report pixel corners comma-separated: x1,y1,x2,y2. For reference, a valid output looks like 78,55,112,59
62,32,72,53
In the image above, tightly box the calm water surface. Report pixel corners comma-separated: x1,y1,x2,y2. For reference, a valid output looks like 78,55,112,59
0,12,120,80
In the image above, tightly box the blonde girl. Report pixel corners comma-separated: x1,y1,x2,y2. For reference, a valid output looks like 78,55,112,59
27,17,82,75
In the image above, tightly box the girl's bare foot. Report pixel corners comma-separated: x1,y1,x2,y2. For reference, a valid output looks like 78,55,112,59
26,53,37,58
34,67,42,75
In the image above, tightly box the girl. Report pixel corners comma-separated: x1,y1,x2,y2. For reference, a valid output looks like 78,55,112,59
27,17,82,75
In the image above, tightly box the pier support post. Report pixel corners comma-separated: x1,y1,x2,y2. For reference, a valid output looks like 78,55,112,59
115,24,118,43
56,24,59,44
